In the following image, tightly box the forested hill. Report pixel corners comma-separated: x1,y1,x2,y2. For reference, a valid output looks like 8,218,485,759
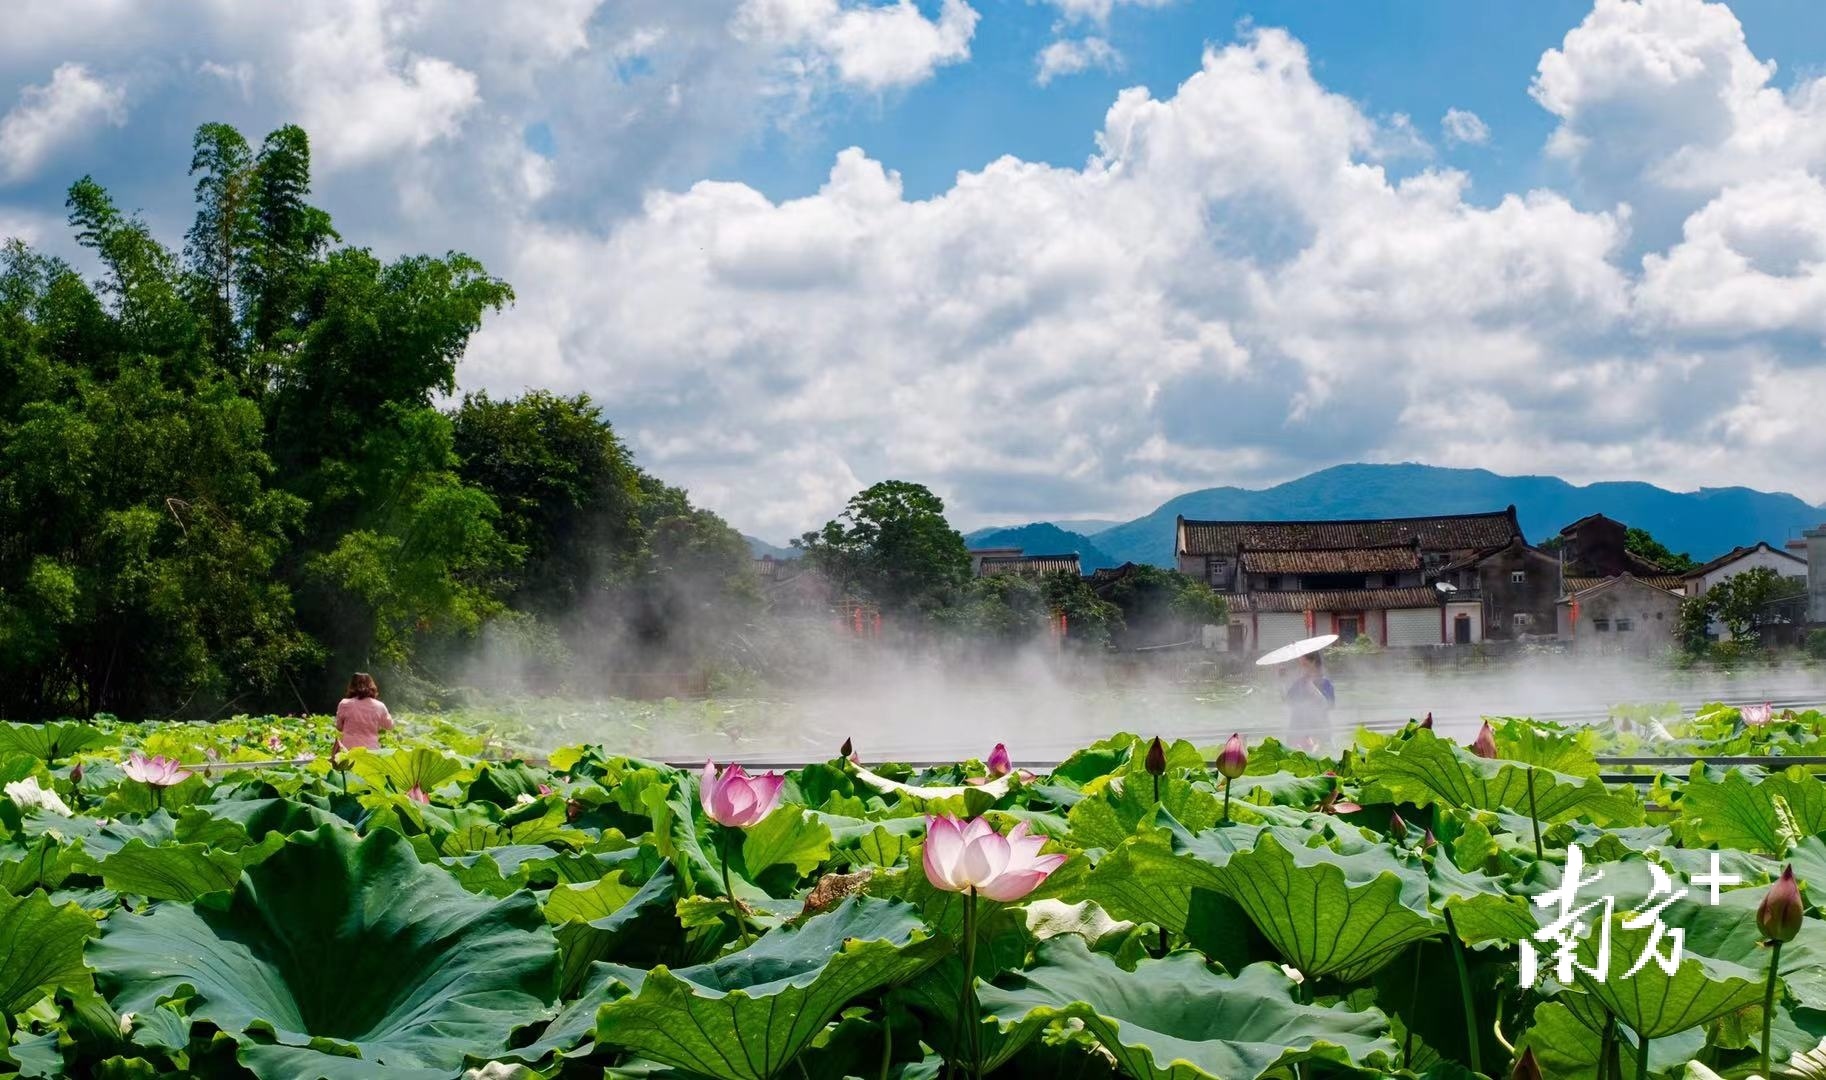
1089,463,1824,567
0,123,754,720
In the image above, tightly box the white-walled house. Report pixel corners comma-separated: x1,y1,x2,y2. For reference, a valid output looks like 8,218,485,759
1681,541,1808,640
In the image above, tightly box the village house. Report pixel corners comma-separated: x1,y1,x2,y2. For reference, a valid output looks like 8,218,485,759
1681,541,1809,640
975,552,1082,577
1556,574,1685,653
1173,508,1526,653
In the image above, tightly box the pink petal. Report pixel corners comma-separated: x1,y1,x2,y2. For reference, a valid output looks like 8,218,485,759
977,853,1066,902
923,816,966,891
699,761,719,817
960,828,1011,888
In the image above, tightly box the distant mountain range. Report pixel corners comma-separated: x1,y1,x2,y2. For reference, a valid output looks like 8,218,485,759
743,534,800,560
745,464,1825,573
961,523,1122,572
1091,464,1824,568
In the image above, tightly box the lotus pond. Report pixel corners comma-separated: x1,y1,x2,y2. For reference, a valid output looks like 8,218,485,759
3,706,1826,1080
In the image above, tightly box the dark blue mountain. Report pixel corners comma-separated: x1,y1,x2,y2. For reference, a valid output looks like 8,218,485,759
962,523,1122,573
1086,464,1825,567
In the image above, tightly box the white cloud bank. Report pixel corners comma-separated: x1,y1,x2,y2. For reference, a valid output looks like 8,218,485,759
6,0,1826,538
0,63,126,182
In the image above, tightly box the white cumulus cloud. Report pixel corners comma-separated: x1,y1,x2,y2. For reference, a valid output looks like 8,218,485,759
1036,36,1120,85
734,0,978,91
0,63,126,182
1441,106,1489,145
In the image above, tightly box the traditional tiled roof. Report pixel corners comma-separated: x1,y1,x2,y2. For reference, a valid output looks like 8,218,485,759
1239,545,1422,575
1560,573,1687,599
1088,562,1139,585
1681,541,1807,579
1227,586,1442,613
978,553,1082,577
1177,508,1520,557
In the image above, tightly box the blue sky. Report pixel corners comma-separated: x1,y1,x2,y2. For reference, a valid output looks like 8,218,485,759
731,1,1826,204
6,0,1826,539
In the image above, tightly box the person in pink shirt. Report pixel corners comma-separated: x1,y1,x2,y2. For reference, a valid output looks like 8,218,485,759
334,672,394,751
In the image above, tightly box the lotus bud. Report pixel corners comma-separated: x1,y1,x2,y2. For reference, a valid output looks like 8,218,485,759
537,783,554,796
1471,720,1498,759
566,799,583,822
1759,865,1803,943
839,737,854,762
407,785,430,804
1216,734,1247,780
1421,827,1437,851
69,762,83,784
700,760,786,828
985,743,1012,778
1420,712,1433,730
1145,737,1167,777
1388,810,1408,842
1510,1047,1542,1080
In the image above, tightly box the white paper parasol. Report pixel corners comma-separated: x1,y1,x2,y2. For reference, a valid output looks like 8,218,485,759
1254,633,1338,667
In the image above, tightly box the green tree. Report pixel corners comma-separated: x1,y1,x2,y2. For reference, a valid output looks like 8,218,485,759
1704,567,1805,643
1097,564,1228,647
794,481,970,614
1624,527,1697,573
453,391,644,613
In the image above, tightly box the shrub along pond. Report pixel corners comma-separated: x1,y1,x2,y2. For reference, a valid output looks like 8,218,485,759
0,706,1823,1079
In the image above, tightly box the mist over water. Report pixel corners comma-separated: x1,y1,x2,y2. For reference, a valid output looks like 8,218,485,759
451,621,1826,764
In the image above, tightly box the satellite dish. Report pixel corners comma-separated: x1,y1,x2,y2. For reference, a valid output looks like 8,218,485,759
1255,634,1339,667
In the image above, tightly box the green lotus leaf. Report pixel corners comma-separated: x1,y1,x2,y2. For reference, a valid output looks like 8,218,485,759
1659,879,1826,1012
1364,729,1640,825
348,746,472,798
544,865,679,995
0,889,94,1014
1486,717,1600,777
589,896,948,1080
1675,764,1826,854
87,824,558,1080
1200,832,1440,980
742,807,833,879
1066,775,1218,853
978,935,1399,1079
0,832,84,894
96,838,246,901
0,720,116,762
1573,913,1765,1041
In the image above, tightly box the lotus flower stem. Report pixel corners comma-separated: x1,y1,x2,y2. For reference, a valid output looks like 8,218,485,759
1402,945,1423,1069
1763,939,1783,1078
957,888,982,1080
1441,907,1482,1075
1222,777,1232,824
879,1008,893,1080
1525,767,1542,861
718,826,754,946
1634,1028,1649,1080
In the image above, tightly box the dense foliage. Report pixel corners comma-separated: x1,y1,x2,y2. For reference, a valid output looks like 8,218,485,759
0,124,752,719
2,705,1823,1078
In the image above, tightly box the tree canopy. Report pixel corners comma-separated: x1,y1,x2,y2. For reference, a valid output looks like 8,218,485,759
0,123,753,719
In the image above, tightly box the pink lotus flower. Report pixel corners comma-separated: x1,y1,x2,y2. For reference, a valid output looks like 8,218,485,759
922,815,1065,901
406,785,430,804
1742,702,1774,727
700,760,785,828
204,747,219,762
1216,734,1248,779
537,783,554,796
123,752,191,787
297,751,316,764
265,733,284,752
1420,712,1434,730
1470,720,1498,759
